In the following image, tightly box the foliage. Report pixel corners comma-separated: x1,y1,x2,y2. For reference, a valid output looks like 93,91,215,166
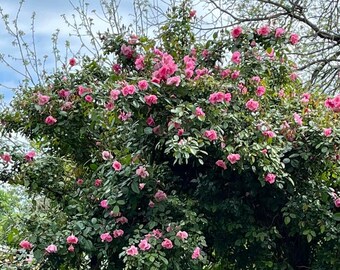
0,1,339,269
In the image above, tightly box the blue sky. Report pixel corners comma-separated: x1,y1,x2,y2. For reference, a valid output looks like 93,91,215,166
0,0,136,105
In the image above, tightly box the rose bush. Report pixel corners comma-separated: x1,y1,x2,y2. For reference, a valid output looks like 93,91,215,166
1,1,339,269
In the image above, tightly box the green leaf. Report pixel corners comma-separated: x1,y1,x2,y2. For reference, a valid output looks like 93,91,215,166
131,181,140,194
144,127,153,135
112,205,120,214
284,216,291,225
333,213,340,222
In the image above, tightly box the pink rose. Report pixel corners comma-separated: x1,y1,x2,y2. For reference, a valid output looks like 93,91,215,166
290,33,299,45
66,234,78,244
176,231,188,240
166,76,181,87
256,86,266,97
220,69,231,78
301,93,311,103
37,93,50,105
204,129,218,141
144,95,158,106
334,198,340,208
78,85,92,96
231,51,241,65
118,111,132,121
152,229,163,239
58,89,70,99
149,200,155,208
139,183,145,190
231,26,242,38
113,229,124,238
251,76,261,84
102,151,113,160
290,72,298,81
126,245,138,256
135,55,145,70
275,27,285,38
120,44,134,58
116,216,128,224
100,200,109,209
110,89,121,100
61,101,73,111
136,166,149,178
94,179,102,187
68,245,75,252
323,128,332,137
121,84,136,96
69,58,76,66
76,178,83,185
1,153,12,163
19,240,33,250
138,80,149,90
215,160,227,170
138,239,151,251
146,116,155,126
45,244,57,253
293,113,303,126
192,247,201,259
195,107,205,117
263,130,276,138
265,173,276,184
25,151,36,162
161,238,173,249
227,154,241,164
84,95,93,103
245,99,259,111
189,9,196,18
231,70,240,80
225,93,232,102
154,190,167,202
112,160,122,171
257,25,271,36
112,64,121,74
45,116,57,125
100,232,113,242
209,92,225,104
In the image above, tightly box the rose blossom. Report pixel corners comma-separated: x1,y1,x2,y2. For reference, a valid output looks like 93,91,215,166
275,27,285,38
100,200,109,209
215,160,227,170
76,178,83,185
69,58,76,66
192,247,201,259
138,80,149,90
323,128,332,137
37,93,50,105
112,160,122,171
257,25,270,36
245,99,259,111
45,116,57,125
144,95,158,106
120,44,134,58
293,113,303,126
58,89,70,99
227,153,241,164
136,166,149,178
113,229,124,238
195,107,205,117
139,183,145,190
265,173,276,184
135,55,145,70
334,198,340,208
126,245,138,256
66,234,78,244
154,190,167,202
100,232,113,242
20,240,33,250
68,245,75,252
149,200,155,208
189,9,196,18
94,179,102,187
25,151,36,161
176,231,188,240
204,129,218,141
161,238,173,249
290,33,300,45
116,216,128,224
231,70,240,80
166,76,181,87
256,86,266,97
102,151,113,160
1,152,12,163
45,244,57,253
231,51,241,64
84,95,93,103
231,26,242,38
138,239,151,251
146,116,155,126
